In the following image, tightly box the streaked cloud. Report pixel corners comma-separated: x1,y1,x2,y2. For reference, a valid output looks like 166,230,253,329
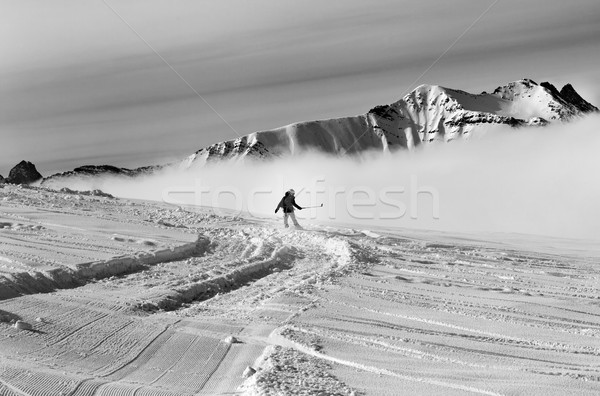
1,0,599,174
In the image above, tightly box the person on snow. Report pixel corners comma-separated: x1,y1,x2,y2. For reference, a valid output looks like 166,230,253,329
275,189,303,228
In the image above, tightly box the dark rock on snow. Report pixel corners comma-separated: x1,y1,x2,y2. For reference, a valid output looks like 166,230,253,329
6,161,43,185
540,81,599,114
559,83,599,113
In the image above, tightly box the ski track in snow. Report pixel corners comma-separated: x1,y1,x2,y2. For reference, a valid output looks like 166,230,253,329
0,183,599,395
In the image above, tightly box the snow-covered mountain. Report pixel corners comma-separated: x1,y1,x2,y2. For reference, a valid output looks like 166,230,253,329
181,78,597,167
41,165,162,189
41,78,597,188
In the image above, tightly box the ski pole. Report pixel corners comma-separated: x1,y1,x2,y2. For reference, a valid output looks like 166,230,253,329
303,204,324,209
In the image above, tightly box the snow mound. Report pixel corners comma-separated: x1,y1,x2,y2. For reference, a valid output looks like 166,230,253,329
240,345,358,395
14,320,32,331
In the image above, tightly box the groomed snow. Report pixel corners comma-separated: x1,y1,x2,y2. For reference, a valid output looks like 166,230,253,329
1,183,599,395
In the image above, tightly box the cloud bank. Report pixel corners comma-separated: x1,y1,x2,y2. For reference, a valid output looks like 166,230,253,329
58,114,600,241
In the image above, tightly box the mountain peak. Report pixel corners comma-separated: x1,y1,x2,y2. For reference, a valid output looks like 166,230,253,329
41,78,599,185
411,83,445,92
175,78,598,165
559,83,599,113
539,81,562,98
517,78,538,86
492,78,539,97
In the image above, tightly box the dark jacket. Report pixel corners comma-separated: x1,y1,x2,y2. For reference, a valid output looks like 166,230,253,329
275,192,302,213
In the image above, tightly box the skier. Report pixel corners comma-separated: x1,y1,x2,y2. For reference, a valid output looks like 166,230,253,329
275,189,303,228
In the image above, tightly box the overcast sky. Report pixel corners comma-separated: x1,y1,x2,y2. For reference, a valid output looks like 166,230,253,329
2,0,600,174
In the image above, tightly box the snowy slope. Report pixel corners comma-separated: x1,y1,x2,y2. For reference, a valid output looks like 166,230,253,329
1,184,600,395
179,78,597,167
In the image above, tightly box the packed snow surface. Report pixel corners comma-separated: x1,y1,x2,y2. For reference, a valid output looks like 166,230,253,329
1,184,599,395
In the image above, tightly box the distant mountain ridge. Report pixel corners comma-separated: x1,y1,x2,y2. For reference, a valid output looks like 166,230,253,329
41,78,598,188
180,78,597,167
42,164,160,188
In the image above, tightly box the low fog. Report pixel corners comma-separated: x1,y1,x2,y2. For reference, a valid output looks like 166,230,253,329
62,115,600,240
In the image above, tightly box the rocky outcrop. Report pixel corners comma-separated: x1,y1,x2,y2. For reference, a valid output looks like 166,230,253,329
559,83,599,113
41,164,162,189
539,81,563,101
6,161,43,185
73,165,134,176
